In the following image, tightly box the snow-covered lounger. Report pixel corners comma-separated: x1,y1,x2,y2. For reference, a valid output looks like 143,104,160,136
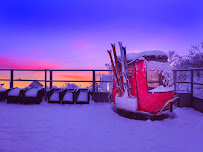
47,88,62,104
6,88,26,104
76,89,90,104
23,88,45,104
61,89,75,104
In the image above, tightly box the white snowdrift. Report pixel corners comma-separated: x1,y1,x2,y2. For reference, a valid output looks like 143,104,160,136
0,102,203,152
8,88,21,96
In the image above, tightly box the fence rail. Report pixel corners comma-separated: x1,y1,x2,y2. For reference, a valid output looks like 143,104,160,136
173,68,203,98
0,69,113,100
0,68,202,99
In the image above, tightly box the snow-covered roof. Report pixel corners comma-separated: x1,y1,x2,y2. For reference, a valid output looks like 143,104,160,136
28,80,43,88
118,50,168,63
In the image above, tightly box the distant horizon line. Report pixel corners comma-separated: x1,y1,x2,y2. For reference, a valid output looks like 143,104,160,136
0,68,111,71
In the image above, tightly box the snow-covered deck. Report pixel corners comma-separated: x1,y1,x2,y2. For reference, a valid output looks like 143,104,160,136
0,101,203,152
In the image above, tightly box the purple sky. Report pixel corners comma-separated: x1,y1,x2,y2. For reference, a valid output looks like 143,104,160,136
0,0,203,69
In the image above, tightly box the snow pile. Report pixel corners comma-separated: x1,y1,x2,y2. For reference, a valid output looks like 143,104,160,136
149,85,174,93
118,50,167,63
8,88,21,96
50,91,60,101
63,91,73,101
147,61,174,92
115,92,138,112
0,87,6,92
25,88,41,97
77,91,88,102
0,103,203,152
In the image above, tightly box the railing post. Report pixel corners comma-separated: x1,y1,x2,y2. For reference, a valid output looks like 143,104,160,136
93,70,95,101
191,70,193,96
45,69,47,92
173,70,177,92
169,102,173,112
50,70,52,89
10,70,13,88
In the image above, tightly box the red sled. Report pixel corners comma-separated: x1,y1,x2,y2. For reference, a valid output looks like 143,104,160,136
109,51,179,120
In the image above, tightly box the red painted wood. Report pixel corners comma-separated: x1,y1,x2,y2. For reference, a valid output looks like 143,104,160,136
136,61,174,113
129,77,137,97
112,78,117,105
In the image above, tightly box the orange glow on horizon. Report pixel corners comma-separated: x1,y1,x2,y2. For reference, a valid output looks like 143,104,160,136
0,71,96,89
0,57,110,89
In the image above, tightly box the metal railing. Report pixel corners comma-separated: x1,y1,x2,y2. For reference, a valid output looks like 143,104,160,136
1,68,202,99
0,69,113,100
173,68,203,98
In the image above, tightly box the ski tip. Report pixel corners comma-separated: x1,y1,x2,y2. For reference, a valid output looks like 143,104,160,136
118,41,122,45
111,44,116,50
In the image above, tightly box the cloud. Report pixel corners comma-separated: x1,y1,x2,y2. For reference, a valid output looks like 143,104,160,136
127,50,142,53
0,56,66,69
59,73,92,81
69,38,95,50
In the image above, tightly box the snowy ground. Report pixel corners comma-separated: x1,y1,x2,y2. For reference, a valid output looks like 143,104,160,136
0,101,203,152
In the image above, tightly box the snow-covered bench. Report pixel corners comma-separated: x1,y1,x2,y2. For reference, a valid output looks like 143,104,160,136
47,88,62,104
23,88,45,104
6,88,26,104
76,89,90,104
61,89,76,104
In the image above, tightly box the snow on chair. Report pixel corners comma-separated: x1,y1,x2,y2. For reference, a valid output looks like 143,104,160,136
6,88,27,104
47,88,62,104
23,88,45,104
60,89,76,104
76,89,90,104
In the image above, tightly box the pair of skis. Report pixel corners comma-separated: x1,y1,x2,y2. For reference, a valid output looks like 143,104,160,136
118,42,131,97
107,42,131,97
107,44,124,97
